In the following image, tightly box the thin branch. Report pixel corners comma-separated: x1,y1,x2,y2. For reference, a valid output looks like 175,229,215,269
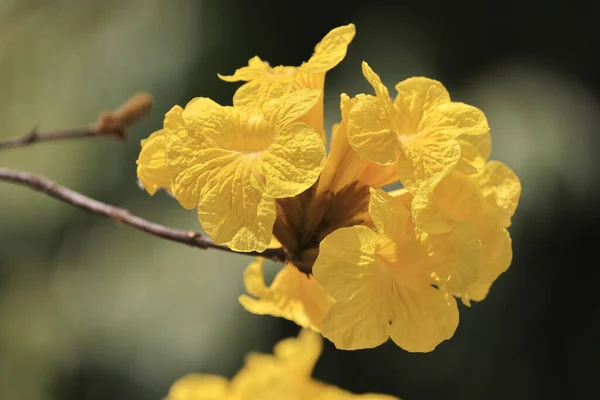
0,93,154,151
0,167,287,263
0,127,122,151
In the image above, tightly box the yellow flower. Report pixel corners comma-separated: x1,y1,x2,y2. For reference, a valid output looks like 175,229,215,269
239,258,334,332
218,24,355,138
347,62,490,232
165,89,326,252
136,105,184,195
165,330,399,400
313,189,460,352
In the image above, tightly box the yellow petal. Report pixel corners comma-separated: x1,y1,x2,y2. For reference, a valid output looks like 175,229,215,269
361,62,390,103
420,102,489,138
164,104,186,131
397,130,461,194
196,156,276,252
166,99,236,210
321,294,392,350
217,55,270,82
293,71,327,138
393,77,450,134
456,131,491,174
425,221,481,296
262,122,325,198
232,78,294,112
262,89,321,130
239,259,334,331
313,226,392,350
368,188,411,240
302,24,356,73
166,374,231,400
464,225,512,303
389,283,459,352
136,129,170,195
412,170,486,234
313,225,379,301
317,93,397,194
476,161,521,228
347,95,398,165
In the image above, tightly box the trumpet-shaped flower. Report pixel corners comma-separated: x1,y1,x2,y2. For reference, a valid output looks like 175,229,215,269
347,62,490,232
219,24,355,137
165,330,398,400
313,189,460,352
166,89,326,252
239,258,334,331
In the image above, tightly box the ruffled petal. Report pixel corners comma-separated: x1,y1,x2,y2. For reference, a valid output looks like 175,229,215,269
239,259,333,331
389,282,459,352
412,170,486,234
262,122,325,198
262,89,321,130
368,188,411,240
302,24,356,73
313,226,393,350
313,225,379,301
424,221,481,297
232,78,294,112
463,225,512,303
361,62,390,103
196,156,276,252
347,95,398,165
393,77,450,134
397,130,461,195
136,129,170,195
477,161,521,228
420,102,489,138
217,55,271,82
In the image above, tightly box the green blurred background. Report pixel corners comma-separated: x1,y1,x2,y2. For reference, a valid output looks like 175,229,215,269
1,1,599,399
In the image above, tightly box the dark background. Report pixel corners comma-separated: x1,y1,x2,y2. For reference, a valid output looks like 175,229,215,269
1,1,599,399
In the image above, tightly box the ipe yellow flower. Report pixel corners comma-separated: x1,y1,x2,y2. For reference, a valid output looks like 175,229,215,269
136,22,521,353
136,105,184,195
165,329,399,400
347,62,490,233
165,89,326,252
313,189,461,352
218,24,355,138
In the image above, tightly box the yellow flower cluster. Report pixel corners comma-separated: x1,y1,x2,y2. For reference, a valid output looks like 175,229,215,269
164,330,397,400
137,23,521,352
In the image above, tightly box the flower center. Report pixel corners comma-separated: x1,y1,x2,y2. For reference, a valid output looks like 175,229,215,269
226,114,274,153
274,181,371,274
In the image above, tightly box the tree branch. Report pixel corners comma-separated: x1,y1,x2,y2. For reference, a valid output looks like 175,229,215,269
0,167,287,263
0,127,123,151
0,93,154,151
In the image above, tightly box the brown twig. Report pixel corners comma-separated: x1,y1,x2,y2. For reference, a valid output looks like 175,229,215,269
0,167,287,263
0,127,121,151
0,93,154,151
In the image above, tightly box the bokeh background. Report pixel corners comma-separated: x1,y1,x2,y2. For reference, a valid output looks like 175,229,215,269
1,1,599,399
